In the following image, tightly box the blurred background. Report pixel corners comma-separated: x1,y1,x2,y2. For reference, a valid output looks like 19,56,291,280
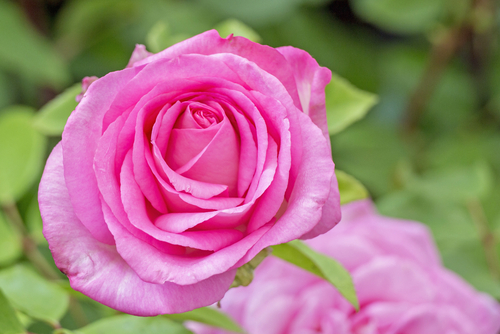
0,0,499,332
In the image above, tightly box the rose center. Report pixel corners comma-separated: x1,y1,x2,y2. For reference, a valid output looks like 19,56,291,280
193,109,219,128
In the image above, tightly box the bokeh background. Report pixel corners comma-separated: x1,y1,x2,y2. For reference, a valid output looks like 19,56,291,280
0,0,499,332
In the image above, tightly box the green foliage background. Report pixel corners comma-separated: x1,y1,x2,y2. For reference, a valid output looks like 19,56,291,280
0,0,500,332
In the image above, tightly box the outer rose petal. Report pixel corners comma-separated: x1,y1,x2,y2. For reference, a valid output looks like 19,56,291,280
62,65,143,245
277,46,331,143
39,144,236,316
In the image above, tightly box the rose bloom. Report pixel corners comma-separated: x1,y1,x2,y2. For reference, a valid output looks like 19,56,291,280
38,30,340,316
190,200,500,334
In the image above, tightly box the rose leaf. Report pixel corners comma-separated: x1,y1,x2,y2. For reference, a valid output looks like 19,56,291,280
272,240,360,311
0,265,69,327
214,19,262,43
77,315,192,334
0,211,22,267
326,72,378,135
33,83,81,136
0,288,25,334
0,107,47,204
164,307,245,333
336,169,370,205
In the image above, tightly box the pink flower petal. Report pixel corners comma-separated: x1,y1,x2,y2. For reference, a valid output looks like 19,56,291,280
39,144,235,316
278,46,331,143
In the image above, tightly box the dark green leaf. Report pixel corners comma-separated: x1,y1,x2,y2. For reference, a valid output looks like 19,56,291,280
336,169,370,205
0,1,69,87
0,107,47,204
0,210,22,266
215,19,262,42
271,240,359,310
33,83,81,136
78,315,192,334
326,73,378,135
165,307,244,334
0,265,69,326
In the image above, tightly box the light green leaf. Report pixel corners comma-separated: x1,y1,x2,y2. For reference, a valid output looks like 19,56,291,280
78,315,192,334
0,210,22,266
33,83,81,136
326,73,377,135
351,0,444,34
0,265,69,326
271,240,359,310
215,19,262,43
146,21,171,53
336,169,370,205
0,107,47,204
165,307,244,333
0,288,25,334
0,1,69,88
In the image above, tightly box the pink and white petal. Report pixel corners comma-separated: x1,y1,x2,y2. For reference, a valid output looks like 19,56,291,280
62,65,142,245
278,46,331,142
39,144,234,316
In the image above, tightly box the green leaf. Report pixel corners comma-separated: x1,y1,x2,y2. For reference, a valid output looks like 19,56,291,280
78,315,192,334
271,240,359,310
146,21,172,54
0,210,22,266
33,83,81,136
0,1,69,88
326,73,378,135
0,288,25,334
336,169,370,205
165,307,244,333
351,0,444,34
0,106,47,204
215,19,262,43
0,265,69,326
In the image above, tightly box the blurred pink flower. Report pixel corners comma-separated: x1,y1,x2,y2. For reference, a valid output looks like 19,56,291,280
190,199,500,334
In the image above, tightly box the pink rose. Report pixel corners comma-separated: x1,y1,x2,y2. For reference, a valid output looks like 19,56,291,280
38,30,340,316
190,200,500,334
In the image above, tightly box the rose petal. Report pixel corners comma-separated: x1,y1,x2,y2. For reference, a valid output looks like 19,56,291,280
39,144,235,316
62,66,143,245
278,46,331,143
